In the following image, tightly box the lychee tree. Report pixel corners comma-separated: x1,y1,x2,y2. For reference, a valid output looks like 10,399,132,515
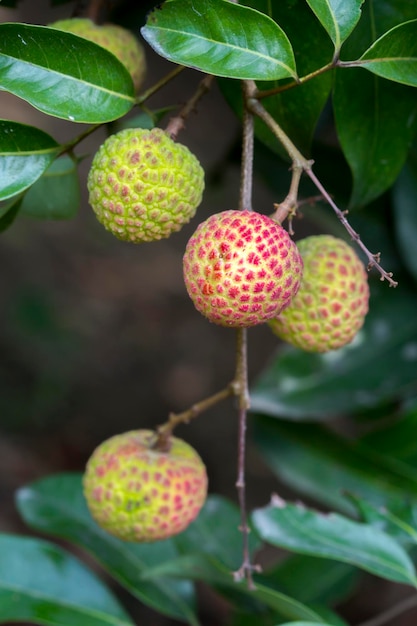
1,1,417,626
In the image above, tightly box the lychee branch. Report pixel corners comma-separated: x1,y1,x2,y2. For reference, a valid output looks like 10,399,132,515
239,81,255,212
246,86,398,287
165,74,215,140
136,65,185,106
155,384,236,449
233,327,260,589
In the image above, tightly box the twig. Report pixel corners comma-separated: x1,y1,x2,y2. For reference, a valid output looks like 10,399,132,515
307,169,397,286
155,384,236,451
232,81,261,589
136,65,185,106
239,82,255,212
165,74,215,140
245,82,397,286
232,328,260,589
357,593,417,626
255,61,335,99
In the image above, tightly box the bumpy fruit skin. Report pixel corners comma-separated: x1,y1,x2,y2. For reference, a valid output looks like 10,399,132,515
50,18,146,92
183,210,303,327
83,429,208,542
87,128,205,243
269,235,370,352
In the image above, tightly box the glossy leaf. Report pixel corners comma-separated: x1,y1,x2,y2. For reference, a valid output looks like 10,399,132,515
20,155,80,220
16,473,198,625
252,500,417,586
0,23,135,123
225,0,333,158
253,416,417,516
393,163,417,281
306,0,363,50
250,279,417,420
0,120,59,201
359,20,417,86
0,533,134,626
333,2,417,207
141,0,297,81
333,67,417,208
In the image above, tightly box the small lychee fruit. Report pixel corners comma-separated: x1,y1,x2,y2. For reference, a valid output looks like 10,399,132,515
49,18,146,92
87,127,205,243
183,209,303,327
269,234,370,352
83,429,208,542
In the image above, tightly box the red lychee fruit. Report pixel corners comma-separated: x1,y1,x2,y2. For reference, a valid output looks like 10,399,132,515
269,234,370,352
183,210,303,327
83,430,208,542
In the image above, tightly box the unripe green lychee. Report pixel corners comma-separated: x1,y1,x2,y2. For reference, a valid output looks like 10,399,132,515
87,127,205,243
49,18,146,92
83,429,208,542
183,210,303,328
269,235,370,352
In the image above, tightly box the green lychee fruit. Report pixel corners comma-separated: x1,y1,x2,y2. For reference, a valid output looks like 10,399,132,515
183,209,304,327
49,18,146,92
83,429,208,542
87,127,205,243
269,234,370,352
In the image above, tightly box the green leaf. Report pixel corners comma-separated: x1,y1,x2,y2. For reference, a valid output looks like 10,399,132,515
141,0,297,81
224,0,333,159
359,20,417,87
348,495,417,550
0,194,22,230
20,155,80,220
306,0,364,50
393,163,417,282
16,473,199,625
0,120,59,201
360,402,417,465
0,533,134,626
252,500,417,587
142,553,325,623
0,23,135,123
174,494,261,570
250,279,417,420
253,416,417,516
265,554,360,607
333,67,417,208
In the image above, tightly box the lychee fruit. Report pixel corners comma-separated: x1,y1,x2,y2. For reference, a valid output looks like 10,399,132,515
183,209,303,327
49,18,146,92
269,234,370,352
87,127,205,243
83,429,208,542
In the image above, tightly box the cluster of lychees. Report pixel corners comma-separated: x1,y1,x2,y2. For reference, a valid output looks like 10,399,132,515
60,18,370,543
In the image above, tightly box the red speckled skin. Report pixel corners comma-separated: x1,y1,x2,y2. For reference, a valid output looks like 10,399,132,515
83,430,208,542
183,210,303,327
269,235,370,352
